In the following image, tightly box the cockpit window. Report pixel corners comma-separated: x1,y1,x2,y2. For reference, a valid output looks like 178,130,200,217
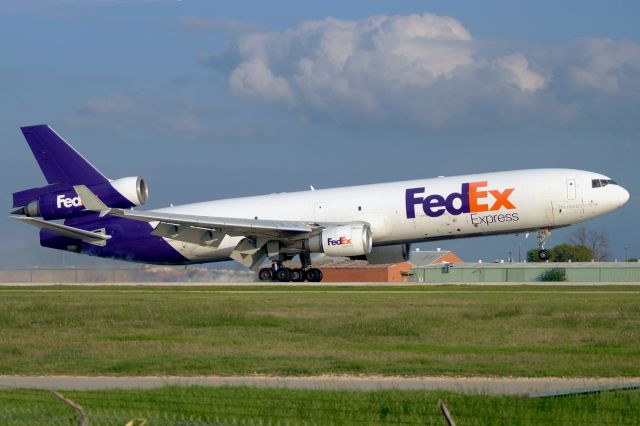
592,179,618,188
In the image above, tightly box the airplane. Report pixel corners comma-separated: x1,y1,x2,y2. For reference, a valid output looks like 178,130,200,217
11,125,629,282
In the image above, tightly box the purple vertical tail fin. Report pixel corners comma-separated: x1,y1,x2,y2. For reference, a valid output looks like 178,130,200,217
20,125,108,185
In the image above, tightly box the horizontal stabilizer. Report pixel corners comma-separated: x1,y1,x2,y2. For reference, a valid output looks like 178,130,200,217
73,184,111,216
11,216,111,245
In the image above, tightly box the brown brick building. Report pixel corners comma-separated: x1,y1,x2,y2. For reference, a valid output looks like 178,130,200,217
317,249,462,283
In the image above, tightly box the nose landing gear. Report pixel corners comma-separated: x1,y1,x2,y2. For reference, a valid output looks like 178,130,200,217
537,229,551,261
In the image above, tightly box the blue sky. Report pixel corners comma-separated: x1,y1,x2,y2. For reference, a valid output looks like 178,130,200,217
1,0,639,266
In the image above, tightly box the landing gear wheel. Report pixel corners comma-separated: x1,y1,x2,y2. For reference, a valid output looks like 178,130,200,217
306,268,323,283
258,268,273,282
275,268,293,282
291,268,305,282
538,249,549,261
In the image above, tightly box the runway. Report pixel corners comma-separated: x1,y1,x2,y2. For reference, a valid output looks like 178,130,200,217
0,282,639,295
1,281,640,286
1,375,639,396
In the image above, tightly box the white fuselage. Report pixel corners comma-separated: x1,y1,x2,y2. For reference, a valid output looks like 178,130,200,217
156,169,629,262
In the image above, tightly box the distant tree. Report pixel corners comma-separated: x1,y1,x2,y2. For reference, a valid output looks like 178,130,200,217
568,227,589,246
550,244,593,262
627,258,639,262
569,227,611,261
526,244,593,262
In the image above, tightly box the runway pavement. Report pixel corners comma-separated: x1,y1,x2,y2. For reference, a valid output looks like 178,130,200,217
1,375,639,395
1,281,639,288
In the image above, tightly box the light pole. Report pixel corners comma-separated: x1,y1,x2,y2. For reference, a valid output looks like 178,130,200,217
518,242,522,263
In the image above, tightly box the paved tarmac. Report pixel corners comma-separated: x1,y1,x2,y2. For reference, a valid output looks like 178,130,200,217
1,375,639,396
1,281,640,287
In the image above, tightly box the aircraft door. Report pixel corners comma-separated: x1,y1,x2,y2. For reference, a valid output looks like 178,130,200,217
566,179,576,200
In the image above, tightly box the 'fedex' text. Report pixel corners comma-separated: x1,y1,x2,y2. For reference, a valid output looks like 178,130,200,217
405,181,516,219
56,194,83,209
327,236,352,246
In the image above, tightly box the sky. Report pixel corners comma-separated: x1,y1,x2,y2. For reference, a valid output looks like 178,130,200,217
1,0,639,267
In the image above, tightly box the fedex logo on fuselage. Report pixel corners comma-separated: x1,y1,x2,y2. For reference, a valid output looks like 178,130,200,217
327,236,352,246
56,194,83,209
405,181,516,219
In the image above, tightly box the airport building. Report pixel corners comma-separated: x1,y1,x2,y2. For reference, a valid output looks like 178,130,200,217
318,249,462,282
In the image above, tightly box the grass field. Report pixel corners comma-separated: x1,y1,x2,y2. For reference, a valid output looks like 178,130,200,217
0,285,638,377
0,386,639,425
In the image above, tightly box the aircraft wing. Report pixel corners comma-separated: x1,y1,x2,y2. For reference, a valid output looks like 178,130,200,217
11,216,111,245
74,185,321,269
74,184,316,238
114,210,313,238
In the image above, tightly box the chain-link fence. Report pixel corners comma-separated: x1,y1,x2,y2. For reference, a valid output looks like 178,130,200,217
1,387,639,425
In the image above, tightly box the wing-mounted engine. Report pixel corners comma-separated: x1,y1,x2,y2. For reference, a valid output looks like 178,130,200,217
12,176,148,220
351,243,411,264
308,223,372,256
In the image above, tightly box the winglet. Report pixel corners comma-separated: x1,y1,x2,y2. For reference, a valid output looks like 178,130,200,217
73,185,111,217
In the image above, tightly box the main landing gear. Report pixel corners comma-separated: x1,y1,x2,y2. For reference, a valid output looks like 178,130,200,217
257,253,323,283
536,229,551,261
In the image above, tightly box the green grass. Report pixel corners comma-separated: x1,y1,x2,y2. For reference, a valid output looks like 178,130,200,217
0,386,639,425
0,285,638,377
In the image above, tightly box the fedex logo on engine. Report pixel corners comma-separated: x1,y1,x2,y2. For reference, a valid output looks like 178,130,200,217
405,181,516,219
327,236,352,246
56,194,83,209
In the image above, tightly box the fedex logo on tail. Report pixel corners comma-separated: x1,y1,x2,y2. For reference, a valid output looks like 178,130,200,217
405,181,516,219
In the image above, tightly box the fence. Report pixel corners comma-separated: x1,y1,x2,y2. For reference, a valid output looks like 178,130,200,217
0,386,638,425
0,267,254,284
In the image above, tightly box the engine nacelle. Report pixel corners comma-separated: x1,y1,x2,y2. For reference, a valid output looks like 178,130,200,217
351,244,411,264
308,224,372,257
109,176,148,206
16,177,148,220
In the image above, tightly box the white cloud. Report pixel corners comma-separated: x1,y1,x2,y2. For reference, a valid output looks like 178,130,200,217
563,38,640,94
495,54,545,93
213,13,550,128
229,59,295,104
208,13,640,132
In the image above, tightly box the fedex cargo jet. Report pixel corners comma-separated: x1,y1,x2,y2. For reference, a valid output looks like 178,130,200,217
11,125,629,282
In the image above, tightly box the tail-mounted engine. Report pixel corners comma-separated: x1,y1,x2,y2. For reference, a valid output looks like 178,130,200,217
12,177,148,220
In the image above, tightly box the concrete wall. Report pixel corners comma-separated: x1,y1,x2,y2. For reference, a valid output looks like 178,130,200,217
413,263,640,283
0,268,254,283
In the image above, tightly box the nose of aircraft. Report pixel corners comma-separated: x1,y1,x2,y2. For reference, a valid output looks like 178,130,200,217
617,185,630,207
